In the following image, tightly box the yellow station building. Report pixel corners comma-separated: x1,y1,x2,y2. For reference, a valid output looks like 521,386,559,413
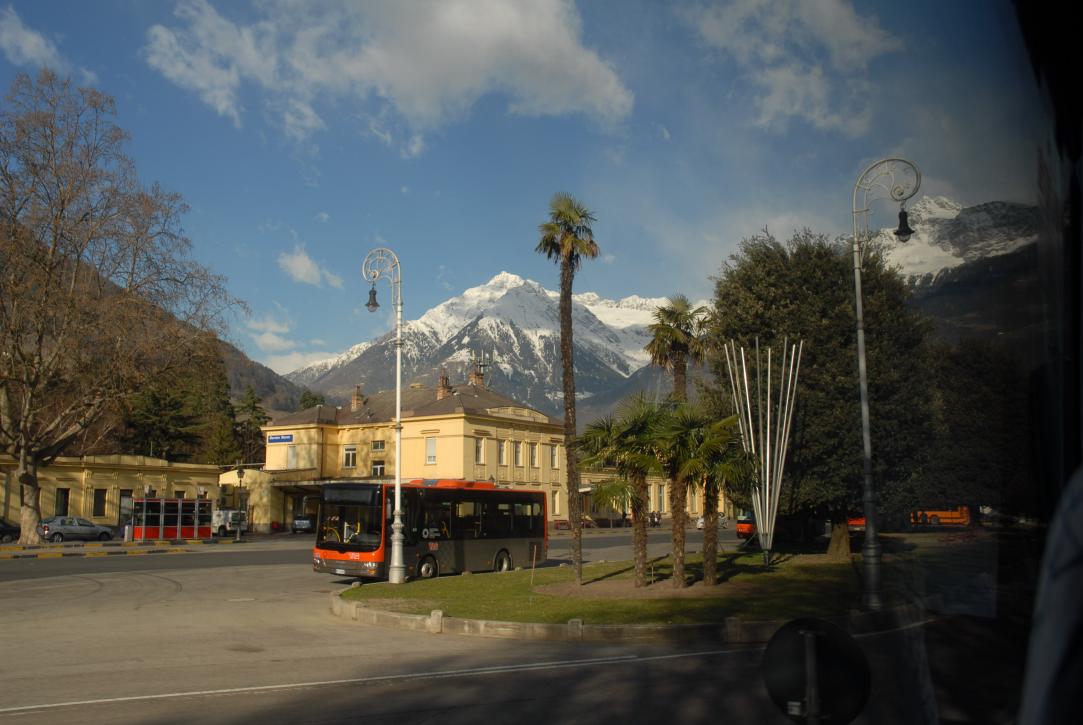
1,454,223,530
246,370,571,532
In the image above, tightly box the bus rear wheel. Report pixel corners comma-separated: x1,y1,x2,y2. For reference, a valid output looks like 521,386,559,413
494,550,512,573
929,515,941,525
416,556,438,580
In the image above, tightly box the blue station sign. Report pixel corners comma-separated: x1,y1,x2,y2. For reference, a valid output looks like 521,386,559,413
267,434,294,444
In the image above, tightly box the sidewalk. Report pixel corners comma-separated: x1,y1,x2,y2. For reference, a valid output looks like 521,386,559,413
0,536,249,560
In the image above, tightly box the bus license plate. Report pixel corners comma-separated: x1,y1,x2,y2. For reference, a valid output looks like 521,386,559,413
334,568,346,576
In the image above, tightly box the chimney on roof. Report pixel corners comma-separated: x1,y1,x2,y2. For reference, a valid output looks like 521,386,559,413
436,367,454,400
351,384,365,413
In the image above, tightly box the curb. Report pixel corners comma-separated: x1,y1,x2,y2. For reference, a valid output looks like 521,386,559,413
328,589,929,644
0,537,249,560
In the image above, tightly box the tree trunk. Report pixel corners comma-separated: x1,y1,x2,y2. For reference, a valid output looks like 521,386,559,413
559,261,582,585
673,355,687,402
669,479,688,588
826,514,849,558
631,474,648,587
702,480,719,585
18,461,43,545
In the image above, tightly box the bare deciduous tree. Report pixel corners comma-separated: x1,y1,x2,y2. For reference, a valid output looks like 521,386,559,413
0,70,239,543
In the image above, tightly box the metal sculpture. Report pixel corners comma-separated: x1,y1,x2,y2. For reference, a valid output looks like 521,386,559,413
723,338,803,565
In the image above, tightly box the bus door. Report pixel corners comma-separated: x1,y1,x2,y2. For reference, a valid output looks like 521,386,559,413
415,490,455,574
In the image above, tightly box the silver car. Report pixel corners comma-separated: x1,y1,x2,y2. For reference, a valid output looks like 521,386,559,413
37,516,113,542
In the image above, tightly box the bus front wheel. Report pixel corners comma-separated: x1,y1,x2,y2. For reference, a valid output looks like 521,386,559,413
494,550,512,573
416,556,438,580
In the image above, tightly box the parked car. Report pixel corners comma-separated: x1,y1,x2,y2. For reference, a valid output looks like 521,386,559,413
736,515,756,539
291,512,316,534
0,519,19,543
36,516,113,542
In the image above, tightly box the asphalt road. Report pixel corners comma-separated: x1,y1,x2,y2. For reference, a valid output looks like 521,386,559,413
0,529,1023,723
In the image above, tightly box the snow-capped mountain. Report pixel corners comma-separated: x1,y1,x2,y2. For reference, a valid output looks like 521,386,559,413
288,341,372,387
872,195,1039,288
283,195,1038,418
285,273,679,416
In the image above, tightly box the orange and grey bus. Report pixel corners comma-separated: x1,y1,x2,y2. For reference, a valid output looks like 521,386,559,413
312,479,547,580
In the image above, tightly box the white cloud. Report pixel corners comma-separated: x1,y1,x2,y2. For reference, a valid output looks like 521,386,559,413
0,6,64,68
683,0,899,136
263,350,338,375
403,134,426,158
247,314,291,334
400,185,409,195
245,311,296,353
144,0,633,150
0,5,97,83
277,244,344,288
314,211,330,223
601,253,616,264
244,309,339,373
658,124,671,141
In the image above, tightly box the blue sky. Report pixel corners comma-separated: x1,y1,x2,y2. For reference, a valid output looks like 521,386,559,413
0,1,1041,374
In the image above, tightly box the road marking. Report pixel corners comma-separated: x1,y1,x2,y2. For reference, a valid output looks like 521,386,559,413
0,649,756,714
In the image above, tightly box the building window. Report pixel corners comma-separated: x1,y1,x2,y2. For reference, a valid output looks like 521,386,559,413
660,486,667,513
529,443,538,468
372,460,385,477
174,490,186,499
372,440,385,451
552,491,560,516
497,440,506,466
474,437,484,464
426,437,437,465
550,445,558,469
93,489,107,517
55,488,69,516
513,441,523,467
120,489,134,522
343,445,357,469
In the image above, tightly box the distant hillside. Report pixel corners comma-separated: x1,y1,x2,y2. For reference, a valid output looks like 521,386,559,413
218,340,304,415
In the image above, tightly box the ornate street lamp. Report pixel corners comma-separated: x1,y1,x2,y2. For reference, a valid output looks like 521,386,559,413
851,157,921,610
362,248,406,584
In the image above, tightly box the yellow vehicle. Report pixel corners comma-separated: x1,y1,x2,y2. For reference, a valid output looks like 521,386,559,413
911,506,971,527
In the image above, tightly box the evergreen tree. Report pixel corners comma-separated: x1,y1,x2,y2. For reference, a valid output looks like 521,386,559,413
235,385,270,464
299,389,326,409
706,229,935,555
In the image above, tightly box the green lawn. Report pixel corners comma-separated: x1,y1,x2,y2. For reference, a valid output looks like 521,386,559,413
340,552,861,625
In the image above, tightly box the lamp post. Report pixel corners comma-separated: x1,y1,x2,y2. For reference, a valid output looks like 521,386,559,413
235,463,245,542
362,247,406,584
851,157,921,611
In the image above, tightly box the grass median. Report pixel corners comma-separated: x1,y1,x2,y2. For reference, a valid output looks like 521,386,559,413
339,551,861,625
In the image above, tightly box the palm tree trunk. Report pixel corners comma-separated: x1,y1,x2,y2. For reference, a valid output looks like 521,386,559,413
702,479,719,585
673,355,687,402
631,474,648,587
669,478,687,588
559,260,582,585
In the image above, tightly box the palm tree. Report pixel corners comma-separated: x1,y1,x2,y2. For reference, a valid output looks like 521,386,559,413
646,295,707,402
654,403,699,587
578,396,660,587
536,192,599,585
674,413,747,585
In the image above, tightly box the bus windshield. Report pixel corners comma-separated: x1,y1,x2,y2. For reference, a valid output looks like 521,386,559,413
316,485,383,551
